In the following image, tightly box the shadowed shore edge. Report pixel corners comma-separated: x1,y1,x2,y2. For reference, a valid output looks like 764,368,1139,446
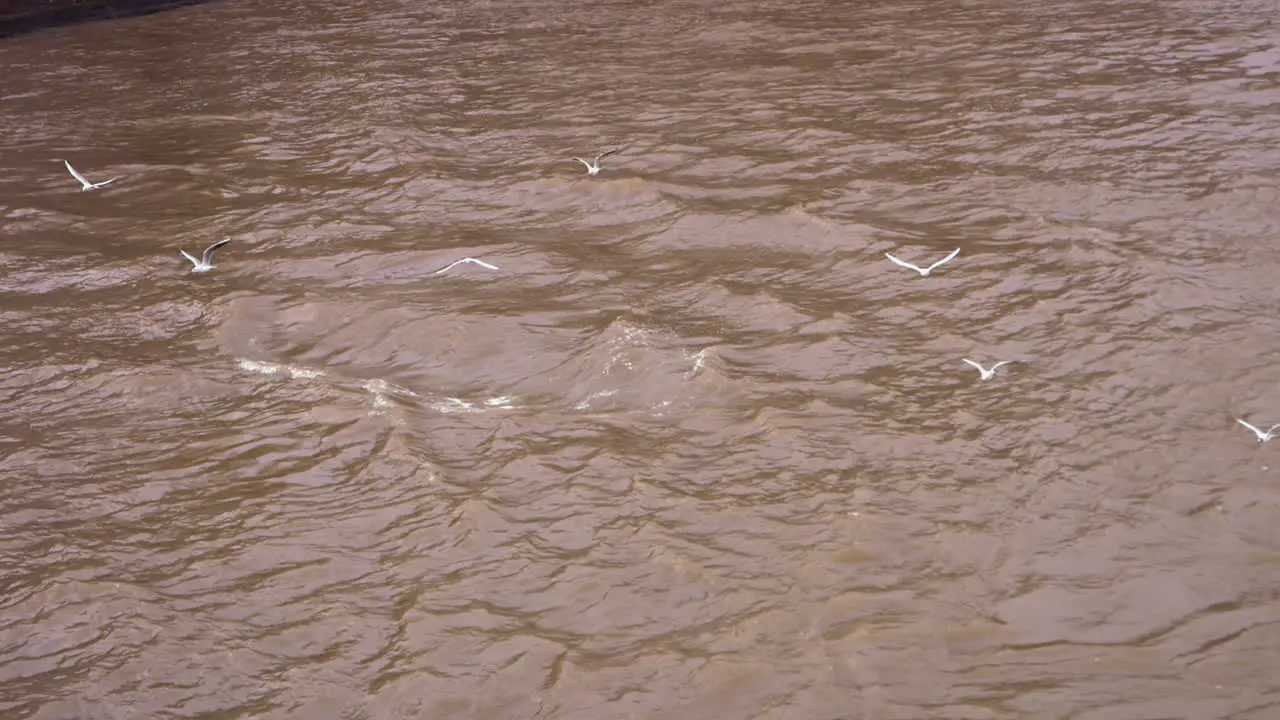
0,0,218,39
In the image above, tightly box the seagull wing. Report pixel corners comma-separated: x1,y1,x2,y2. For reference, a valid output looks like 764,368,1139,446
962,359,986,373
93,176,120,189
435,258,476,272
202,238,231,264
64,160,90,188
990,360,1014,371
1237,418,1265,438
179,250,201,267
1268,424,1280,435
436,257,500,274
926,247,961,273
885,253,925,274
598,148,622,160
573,157,592,169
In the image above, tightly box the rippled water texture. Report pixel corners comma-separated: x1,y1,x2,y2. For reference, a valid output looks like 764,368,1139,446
4,0,1280,717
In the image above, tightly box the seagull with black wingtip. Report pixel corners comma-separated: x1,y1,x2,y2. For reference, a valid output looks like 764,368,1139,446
573,148,623,176
180,238,231,273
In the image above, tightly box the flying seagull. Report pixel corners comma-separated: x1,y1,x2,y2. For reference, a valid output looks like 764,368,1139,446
63,160,119,191
1236,418,1280,443
435,257,500,274
573,149,621,176
963,358,1014,380
180,238,231,273
884,247,961,276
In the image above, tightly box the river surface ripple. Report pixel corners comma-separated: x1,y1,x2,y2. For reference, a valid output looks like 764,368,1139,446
3,0,1280,718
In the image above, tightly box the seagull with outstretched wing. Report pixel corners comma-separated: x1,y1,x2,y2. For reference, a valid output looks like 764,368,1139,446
435,257,500,274
963,358,1014,381
181,238,231,273
573,148,622,176
63,160,119,191
1237,418,1280,443
884,247,960,276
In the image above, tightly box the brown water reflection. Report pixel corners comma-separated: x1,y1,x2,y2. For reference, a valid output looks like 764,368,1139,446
3,0,1280,718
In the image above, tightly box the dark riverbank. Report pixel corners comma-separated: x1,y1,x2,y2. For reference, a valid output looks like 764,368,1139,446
0,0,213,38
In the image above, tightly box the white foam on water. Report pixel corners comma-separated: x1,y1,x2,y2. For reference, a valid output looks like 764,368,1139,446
689,349,708,376
360,379,422,417
574,389,617,411
237,358,325,380
433,396,518,414
435,397,477,414
362,379,419,398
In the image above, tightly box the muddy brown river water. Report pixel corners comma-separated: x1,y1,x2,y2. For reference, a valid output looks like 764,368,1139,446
3,0,1280,717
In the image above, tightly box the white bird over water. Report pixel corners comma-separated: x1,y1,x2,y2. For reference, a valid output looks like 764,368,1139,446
573,149,621,176
963,358,1014,380
435,257,500,274
1236,418,1280,443
885,247,961,276
180,238,231,273
63,160,119,191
